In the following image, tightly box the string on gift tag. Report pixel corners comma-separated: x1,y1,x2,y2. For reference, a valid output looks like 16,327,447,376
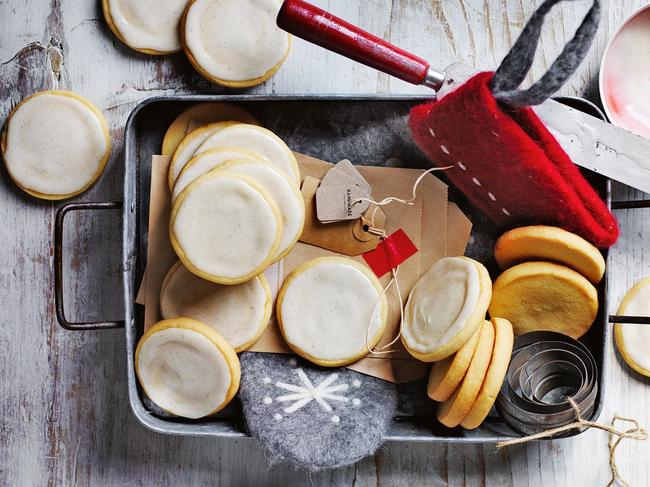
496,396,647,487
360,166,452,356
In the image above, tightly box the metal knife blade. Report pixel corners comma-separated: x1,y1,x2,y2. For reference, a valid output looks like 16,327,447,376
438,63,650,194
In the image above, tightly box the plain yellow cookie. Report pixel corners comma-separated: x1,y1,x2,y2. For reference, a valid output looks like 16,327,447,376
135,318,240,418
427,324,482,402
489,261,598,339
162,102,260,156
615,277,650,377
437,320,495,428
460,317,514,429
495,225,606,284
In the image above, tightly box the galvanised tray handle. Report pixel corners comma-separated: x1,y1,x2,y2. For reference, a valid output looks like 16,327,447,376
609,199,650,325
54,201,124,330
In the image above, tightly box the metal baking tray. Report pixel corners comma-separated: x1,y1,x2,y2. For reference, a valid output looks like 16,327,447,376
55,95,614,442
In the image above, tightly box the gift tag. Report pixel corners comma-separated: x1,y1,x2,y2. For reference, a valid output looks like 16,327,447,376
316,185,370,222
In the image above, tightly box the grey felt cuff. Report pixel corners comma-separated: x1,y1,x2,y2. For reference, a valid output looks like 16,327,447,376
238,352,398,469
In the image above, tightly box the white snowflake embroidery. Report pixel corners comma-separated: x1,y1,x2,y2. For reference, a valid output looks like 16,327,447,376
274,368,350,414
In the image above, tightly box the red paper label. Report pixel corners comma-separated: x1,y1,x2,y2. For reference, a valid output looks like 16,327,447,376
362,229,418,278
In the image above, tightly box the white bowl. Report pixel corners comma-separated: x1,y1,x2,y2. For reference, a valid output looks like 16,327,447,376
599,3,650,138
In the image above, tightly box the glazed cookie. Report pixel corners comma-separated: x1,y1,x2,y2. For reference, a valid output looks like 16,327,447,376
162,102,260,155
489,261,598,339
196,124,300,183
427,324,482,402
460,317,514,429
277,257,388,367
1,90,110,200
171,148,258,200
168,121,237,189
170,171,282,284
615,277,650,377
181,0,291,87
215,159,305,261
402,257,492,362
495,225,606,284
437,320,495,428
135,318,240,419
102,0,187,55
160,261,272,352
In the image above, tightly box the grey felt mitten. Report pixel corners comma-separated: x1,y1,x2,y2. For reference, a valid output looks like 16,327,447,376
239,352,398,469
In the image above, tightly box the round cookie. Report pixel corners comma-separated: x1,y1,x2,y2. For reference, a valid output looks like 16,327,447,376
168,121,237,189
162,102,260,156
181,0,292,88
170,171,282,284
135,318,240,419
437,320,495,428
460,317,514,429
489,261,598,339
495,225,606,284
102,0,187,55
615,277,650,377
1,90,110,200
160,261,272,352
215,159,305,261
277,257,388,367
401,257,493,362
172,148,258,201
196,123,300,183
427,324,482,402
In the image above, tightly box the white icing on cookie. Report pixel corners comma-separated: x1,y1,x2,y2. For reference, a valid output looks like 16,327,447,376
402,257,480,354
617,281,650,373
160,262,271,351
219,160,304,260
107,0,186,53
279,258,387,363
171,172,281,282
183,0,290,82
196,124,299,183
3,92,108,197
136,326,232,418
172,148,257,201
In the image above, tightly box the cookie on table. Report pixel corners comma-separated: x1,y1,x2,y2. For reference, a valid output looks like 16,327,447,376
495,225,606,284
460,317,514,429
181,0,292,87
102,0,187,55
1,90,110,200
402,257,493,362
615,277,650,377
160,261,272,352
437,320,495,428
162,102,260,156
170,171,282,284
135,318,240,419
489,261,598,339
277,257,388,367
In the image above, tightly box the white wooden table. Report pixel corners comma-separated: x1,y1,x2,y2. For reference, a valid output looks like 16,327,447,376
1,1,649,485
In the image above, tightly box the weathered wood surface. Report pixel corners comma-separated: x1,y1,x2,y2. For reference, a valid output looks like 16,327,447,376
1,1,649,485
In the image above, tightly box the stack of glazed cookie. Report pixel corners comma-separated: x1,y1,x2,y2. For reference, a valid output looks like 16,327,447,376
102,0,292,88
135,103,306,418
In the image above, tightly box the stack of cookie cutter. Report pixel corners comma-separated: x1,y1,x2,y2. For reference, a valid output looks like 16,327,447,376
496,331,598,435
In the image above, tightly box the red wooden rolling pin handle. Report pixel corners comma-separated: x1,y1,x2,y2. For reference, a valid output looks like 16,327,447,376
277,0,445,89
